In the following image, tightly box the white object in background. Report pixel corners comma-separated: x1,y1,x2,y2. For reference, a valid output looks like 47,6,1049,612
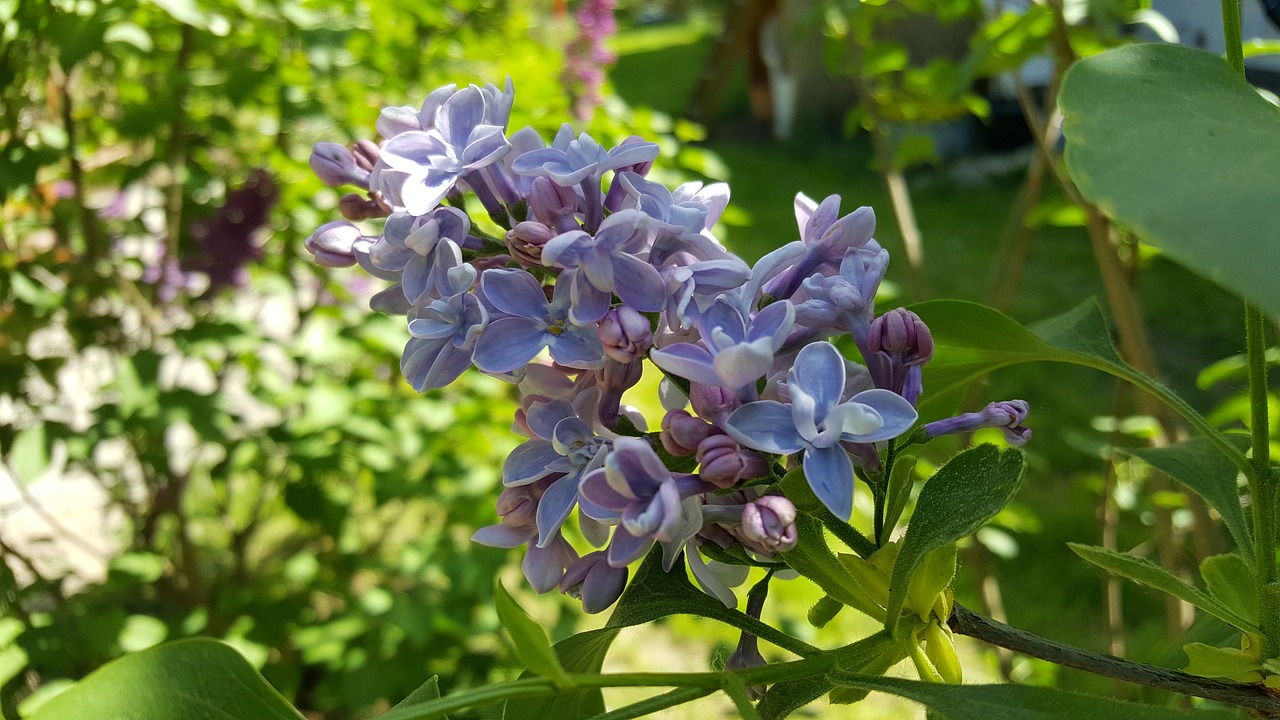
760,12,797,140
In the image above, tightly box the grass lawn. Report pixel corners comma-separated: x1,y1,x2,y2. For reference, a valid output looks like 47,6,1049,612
605,14,1252,714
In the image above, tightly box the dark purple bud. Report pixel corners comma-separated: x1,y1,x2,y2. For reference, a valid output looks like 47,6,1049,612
309,142,370,188
560,551,629,614
660,409,719,456
599,307,653,364
867,308,933,365
304,221,364,268
339,193,389,221
689,382,741,424
740,496,798,553
506,221,556,267
724,591,767,698
528,177,581,232
923,400,1031,446
696,434,767,489
496,483,542,530
351,139,381,173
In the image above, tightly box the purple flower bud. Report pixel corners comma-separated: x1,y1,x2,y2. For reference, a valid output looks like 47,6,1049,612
688,382,741,424
309,142,370,188
599,307,653,364
696,434,767,489
528,176,581,232
724,591,767,698
351,139,381,172
304,221,364,267
867,308,933,365
740,495,798,553
560,551,628,614
506,221,556,267
661,409,719,456
496,483,542,529
338,193,389,221
924,400,1032,446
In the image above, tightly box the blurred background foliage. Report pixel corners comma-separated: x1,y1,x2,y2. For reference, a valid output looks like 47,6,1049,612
0,0,1274,718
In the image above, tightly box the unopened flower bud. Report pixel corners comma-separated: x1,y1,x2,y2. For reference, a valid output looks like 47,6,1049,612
660,409,719,456
528,176,581,232
599,307,653,364
339,193,388,221
923,399,1031,446
689,382,741,423
740,495,798,553
696,434,767,488
309,142,370,188
506,221,556,266
724,591,767,698
867,308,933,365
351,139,381,172
560,551,628,614
495,483,541,530
304,221,363,267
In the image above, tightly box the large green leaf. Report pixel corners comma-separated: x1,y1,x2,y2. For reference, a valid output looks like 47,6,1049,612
503,629,618,720
494,583,570,686
757,633,904,720
1059,43,1280,316
29,638,303,720
885,445,1025,633
1124,436,1252,563
781,516,886,622
831,673,1243,719
1069,543,1259,634
912,299,1246,478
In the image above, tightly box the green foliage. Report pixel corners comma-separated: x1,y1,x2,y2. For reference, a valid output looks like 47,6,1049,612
495,583,571,686
1060,43,1280,316
885,445,1024,632
28,638,303,720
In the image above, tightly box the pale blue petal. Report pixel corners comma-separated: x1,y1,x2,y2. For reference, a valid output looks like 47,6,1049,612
791,341,846,426
649,343,721,386
502,439,561,486
698,299,747,349
723,401,806,455
568,273,610,325
803,444,855,522
842,388,918,442
748,299,796,349
711,337,774,389
611,253,666,312
607,530,655,568
472,316,548,373
536,471,583,547
472,523,530,549
480,268,547,320
549,322,605,369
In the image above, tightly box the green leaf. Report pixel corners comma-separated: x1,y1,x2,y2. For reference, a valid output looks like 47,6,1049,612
1200,553,1258,626
1182,643,1263,682
831,673,1243,719
494,582,570,687
912,299,1245,478
393,676,444,713
1059,43,1280,316
885,445,1025,632
143,0,208,27
29,638,303,720
1124,437,1252,563
757,632,906,720
881,455,916,545
504,629,617,719
781,516,886,622
1069,543,1259,634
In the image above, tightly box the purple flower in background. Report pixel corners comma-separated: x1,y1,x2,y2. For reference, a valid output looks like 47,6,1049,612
472,268,606,373
562,0,617,121
924,400,1032,446
579,437,710,568
560,551,628,614
724,341,917,521
650,298,795,395
182,169,277,293
541,209,667,322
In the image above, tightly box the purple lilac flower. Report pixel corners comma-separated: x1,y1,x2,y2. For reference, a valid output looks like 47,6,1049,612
763,194,877,301
562,0,617,121
740,496,798,554
660,409,721,456
924,400,1032,446
368,207,472,305
649,297,795,396
723,341,918,521
560,551,628,614
472,482,579,593
305,221,365,268
472,268,606,373
401,259,486,391
599,306,653,363
502,398,610,547
696,434,767,489
792,243,890,343
310,142,370,188
579,437,712,568
540,209,667,323
862,307,933,407
184,169,277,292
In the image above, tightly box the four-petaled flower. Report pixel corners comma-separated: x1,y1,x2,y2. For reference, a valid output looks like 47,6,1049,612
472,268,606,373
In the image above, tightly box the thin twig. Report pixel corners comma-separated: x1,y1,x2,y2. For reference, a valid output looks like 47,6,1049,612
949,602,1280,715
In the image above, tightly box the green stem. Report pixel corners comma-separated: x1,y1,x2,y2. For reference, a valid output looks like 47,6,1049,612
816,506,879,558
1223,0,1278,658
593,686,716,720
722,679,763,720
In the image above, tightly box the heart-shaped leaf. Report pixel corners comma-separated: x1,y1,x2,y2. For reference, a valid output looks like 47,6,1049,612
1059,43,1280,316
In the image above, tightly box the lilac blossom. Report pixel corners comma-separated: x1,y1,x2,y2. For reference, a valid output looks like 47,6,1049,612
472,268,606,373
696,434,767,489
578,437,711,568
764,194,877,300
401,261,486,391
650,297,795,395
792,243,890,342
924,400,1032,446
862,307,934,406
305,221,365,268
541,209,667,322
660,409,720,457
723,341,918,521
740,496,799,554
560,551,628,614
472,478,579,593
310,142,370,188
368,207,472,305
562,0,617,121
599,306,653,363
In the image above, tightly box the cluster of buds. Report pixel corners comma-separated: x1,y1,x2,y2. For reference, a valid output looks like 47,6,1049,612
303,77,1030,618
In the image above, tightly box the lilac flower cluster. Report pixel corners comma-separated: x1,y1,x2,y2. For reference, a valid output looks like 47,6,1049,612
304,79,1030,614
562,0,618,121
